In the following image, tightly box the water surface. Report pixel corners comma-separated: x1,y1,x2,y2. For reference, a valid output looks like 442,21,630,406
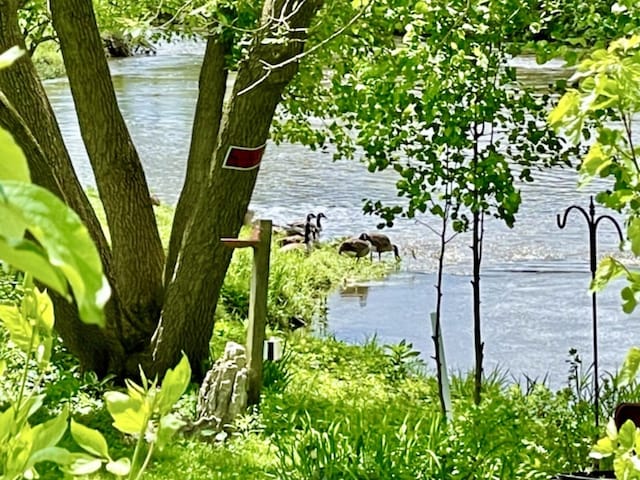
44,43,640,389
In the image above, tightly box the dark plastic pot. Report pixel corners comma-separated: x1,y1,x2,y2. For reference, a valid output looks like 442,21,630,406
555,472,614,479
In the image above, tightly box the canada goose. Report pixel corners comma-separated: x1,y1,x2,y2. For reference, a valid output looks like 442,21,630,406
359,232,400,261
338,237,370,261
310,212,327,241
283,213,316,236
279,216,313,253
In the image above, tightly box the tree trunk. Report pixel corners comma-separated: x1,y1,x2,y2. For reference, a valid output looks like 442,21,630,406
165,36,230,283
50,0,165,340
433,212,449,417
0,0,127,374
472,208,483,405
152,0,325,379
1,0,325,380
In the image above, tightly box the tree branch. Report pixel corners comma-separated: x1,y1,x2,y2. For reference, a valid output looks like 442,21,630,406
236,2,368,96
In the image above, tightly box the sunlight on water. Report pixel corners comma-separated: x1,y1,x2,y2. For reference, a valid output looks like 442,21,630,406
44,45,640,389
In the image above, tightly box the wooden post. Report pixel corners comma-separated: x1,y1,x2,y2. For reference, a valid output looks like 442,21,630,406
246,219,271,405
221,219,272,406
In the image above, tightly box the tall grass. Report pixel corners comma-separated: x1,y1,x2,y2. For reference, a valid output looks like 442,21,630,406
221,239,388,329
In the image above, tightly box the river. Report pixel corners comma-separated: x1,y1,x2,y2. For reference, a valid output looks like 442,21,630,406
44,42,640,390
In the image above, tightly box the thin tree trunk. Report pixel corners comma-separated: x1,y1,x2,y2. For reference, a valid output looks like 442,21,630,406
471,123,483,405
433,212,449,416
472,208,483,405
165,36,230,283
50,0,165,337
151,0,325,379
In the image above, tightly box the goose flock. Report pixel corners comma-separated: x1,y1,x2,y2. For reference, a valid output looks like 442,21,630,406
274,212,401,262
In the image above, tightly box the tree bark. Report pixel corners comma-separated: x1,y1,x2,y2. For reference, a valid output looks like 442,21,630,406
165,36,230,283
0,0,127,374
50,0,165,338
152,0,325,379
1,0,326,380
0,1,110,263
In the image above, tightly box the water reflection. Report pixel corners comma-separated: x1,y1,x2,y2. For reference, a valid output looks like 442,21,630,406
339,283,370,307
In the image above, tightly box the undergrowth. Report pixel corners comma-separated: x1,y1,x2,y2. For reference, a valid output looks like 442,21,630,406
0,198,628,479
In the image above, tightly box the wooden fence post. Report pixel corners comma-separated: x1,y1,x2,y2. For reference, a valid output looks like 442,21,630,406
246,219,271,405
221,219,272,406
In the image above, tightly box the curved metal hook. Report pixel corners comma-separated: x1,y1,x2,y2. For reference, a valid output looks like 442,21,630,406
594,214,625,243
557,204,590,230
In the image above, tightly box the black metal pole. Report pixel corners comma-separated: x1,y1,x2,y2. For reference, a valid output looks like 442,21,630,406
557,196,624,429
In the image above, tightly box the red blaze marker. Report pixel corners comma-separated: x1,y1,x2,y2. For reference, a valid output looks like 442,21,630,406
222,144,266,170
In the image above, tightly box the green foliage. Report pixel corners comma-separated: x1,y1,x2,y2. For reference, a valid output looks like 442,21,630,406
591,419,640,479
0,46,193,479
278,0,573,230
0,279,73,479
272,410,441,479
64,353,192,479
550,34,640,313
255,334,598,480
0,68,109,326
0,287,192,479
527,0,640,64
383,339,425,381
262,348,293,395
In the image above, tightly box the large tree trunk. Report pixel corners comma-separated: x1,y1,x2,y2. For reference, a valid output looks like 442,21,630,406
50,0,165,341
0,0,325,380
0,0,127,374
152,0,325,379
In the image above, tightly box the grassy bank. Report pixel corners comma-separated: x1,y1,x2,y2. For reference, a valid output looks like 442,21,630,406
1,200,636,479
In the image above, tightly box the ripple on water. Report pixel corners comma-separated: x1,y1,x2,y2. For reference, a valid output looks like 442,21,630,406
44,44,640,385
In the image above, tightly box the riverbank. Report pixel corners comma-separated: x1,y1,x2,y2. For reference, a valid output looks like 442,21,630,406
0,198,632,478
32,34,156,80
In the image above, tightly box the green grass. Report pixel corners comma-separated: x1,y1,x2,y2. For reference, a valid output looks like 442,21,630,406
0,197,627,479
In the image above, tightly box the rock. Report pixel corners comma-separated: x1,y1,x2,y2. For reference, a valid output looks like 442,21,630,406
195,341,249,434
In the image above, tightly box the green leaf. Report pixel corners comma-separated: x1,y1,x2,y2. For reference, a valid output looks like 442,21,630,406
104,391,149,435
27,446,74,466
63,454,104,476
618,419,636,450
70,419,110,459
0,182,110,326
548,90,579,130
156,413,186,450
0,127,29,182
0,238,69,298
621,286,638,314
0,303,33,353
591,257,627,292
30,405,68,457
157,353,191,415
0,46,25,70
619,347,640,387
580,143,610,178
0,405,16,443
629,218,640,256
33,287,54,333
106,457,131,477
590,437,615,459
